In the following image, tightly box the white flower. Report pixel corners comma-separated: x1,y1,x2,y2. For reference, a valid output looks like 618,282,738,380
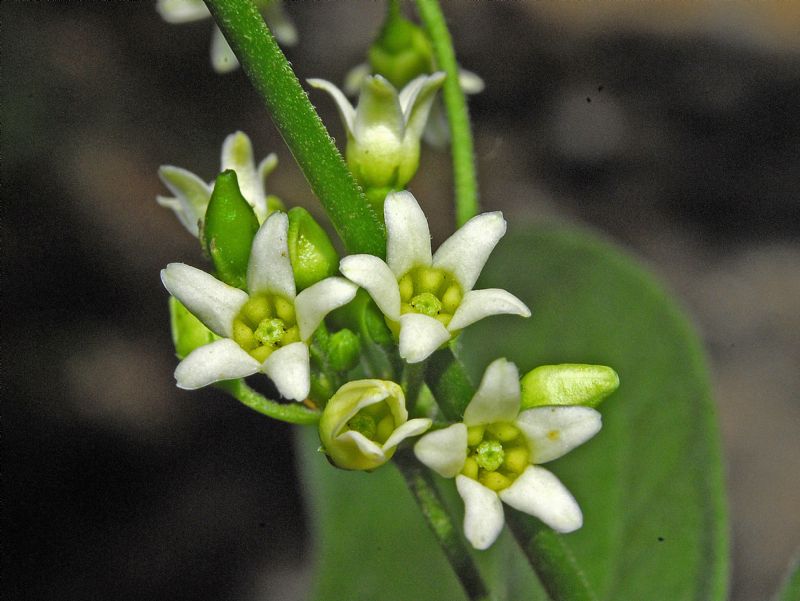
156,0,297,73
160,212,357,401
339,191,530,364
157,131,279,237
414,359,602,549
308,73,445,200
319,379,432,471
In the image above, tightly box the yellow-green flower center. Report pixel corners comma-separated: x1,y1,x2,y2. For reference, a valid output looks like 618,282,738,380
461,422,530,492
346,401,396,445
233,294,300,363
387,266,462,336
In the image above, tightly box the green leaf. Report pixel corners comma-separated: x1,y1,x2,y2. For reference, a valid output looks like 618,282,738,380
460,224,729,601
299,223,728,600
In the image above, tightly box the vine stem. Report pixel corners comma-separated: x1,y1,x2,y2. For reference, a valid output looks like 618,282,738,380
204,0,386,257
415,0,479,226
394,449,493,601
216,379,320,425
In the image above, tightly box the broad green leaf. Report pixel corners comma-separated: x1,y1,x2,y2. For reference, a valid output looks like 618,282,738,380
461,225,729,601
299,224,729,600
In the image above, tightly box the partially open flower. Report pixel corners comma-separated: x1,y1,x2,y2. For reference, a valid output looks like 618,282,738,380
320,379,432,471
161,212,357,401
340,191,530,364
157,131,282,237
414,358,602,549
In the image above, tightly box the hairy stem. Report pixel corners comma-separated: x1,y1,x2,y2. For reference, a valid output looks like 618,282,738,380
217,379,320,425
204,0,385,256
415,0,479,226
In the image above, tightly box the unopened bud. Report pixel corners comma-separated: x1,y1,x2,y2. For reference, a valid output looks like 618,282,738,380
520,364,619,409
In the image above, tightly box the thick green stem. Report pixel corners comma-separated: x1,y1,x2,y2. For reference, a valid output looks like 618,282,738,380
217,379,320,425
425,348,598,600
415,0,479,226
204,0,385,257
394,449,492,601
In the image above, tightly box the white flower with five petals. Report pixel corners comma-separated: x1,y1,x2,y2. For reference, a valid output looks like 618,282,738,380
161,212,357,401
414,358,602,549
339,191,530,364
157,131,280,237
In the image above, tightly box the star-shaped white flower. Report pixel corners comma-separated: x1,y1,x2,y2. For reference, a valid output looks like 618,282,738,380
414,358,602,549
161,212,357,401
156,0,297,73
157,131,279,237
339,191,530,364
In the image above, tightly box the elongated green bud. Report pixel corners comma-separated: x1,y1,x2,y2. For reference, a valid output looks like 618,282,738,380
287,207,339,290
202,170,259,289
369,6,434,89
520,364,619,409
169,296,217,359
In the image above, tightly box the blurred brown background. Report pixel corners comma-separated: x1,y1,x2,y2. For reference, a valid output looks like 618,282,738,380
3,2,799,600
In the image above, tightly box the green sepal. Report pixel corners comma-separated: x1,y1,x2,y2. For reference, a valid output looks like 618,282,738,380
328,329,361,372
369,6,435,89
168,296,217,359
202,170,259,289
520,363,620,409
287,207,339,291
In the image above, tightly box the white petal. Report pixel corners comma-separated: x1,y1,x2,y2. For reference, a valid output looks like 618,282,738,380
515,406,602,464
262,0,298,46
295,277,358,341
158,165,212,232
463,358,520,426
456,476,505,550
402,72,446,143
339,255,401,321
258,152,278,183
499,466,583,533
422,100,451,149
433,212,506,292
353,75,405,142
382,418,432,452
175,339,260,389
385,191,432,278
336,430,385,461
343,62,370,96
448,288,531,331
398,314,451,364
161,263,248,338
262,342,310,401
458,68,485,95
157,195,198,236
210,25,239,73
220,131,265,217
307,78,355,134
156,0,209,23
246,212,296,300
414,423,468,478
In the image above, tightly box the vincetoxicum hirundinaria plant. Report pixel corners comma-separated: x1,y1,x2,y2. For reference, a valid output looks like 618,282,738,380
151,1,735,600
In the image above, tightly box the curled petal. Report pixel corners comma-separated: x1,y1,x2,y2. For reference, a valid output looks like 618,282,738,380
382,418,432,452
262,342,310,401
340,255,401,321
161,263,248,338
456,476,505,550
433,211,506,292
515,406,602,464
221,131,264,217
343,62,370,96
499,466,583,533
175,339,260,389
156,0,210,23
308,78,356,135
385,191,433,278
158,165,212,234
353,75,404,143
157,195,198,235
295,277,358,341
463,358,520,427
210,25,239,73
398,313,451,364
337,430,385,462
414,423,468,478
246,212,296,300
448,288,530,332
458,68,485,95
402,72,446,144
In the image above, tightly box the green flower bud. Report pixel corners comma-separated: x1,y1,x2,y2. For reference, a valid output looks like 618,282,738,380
319,379,431,471
287,207,339,290
368,7,435,89
520,364,620,409
328,329,361,372
168,296,217,359
201,170,259,289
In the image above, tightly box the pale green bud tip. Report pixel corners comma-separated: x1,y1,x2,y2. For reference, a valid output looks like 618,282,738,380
520,364,620,409
169,296,217,359
287,207,339,291
328,329,361,372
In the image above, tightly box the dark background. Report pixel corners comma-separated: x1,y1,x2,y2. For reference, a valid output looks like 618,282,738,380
3,2,799,600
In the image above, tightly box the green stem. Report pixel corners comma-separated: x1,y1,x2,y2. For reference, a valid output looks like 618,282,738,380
415,0,479,226
216,379,320,425
424,348,598,600
394,449,492,601
401,360,427,414
204,0,385,257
